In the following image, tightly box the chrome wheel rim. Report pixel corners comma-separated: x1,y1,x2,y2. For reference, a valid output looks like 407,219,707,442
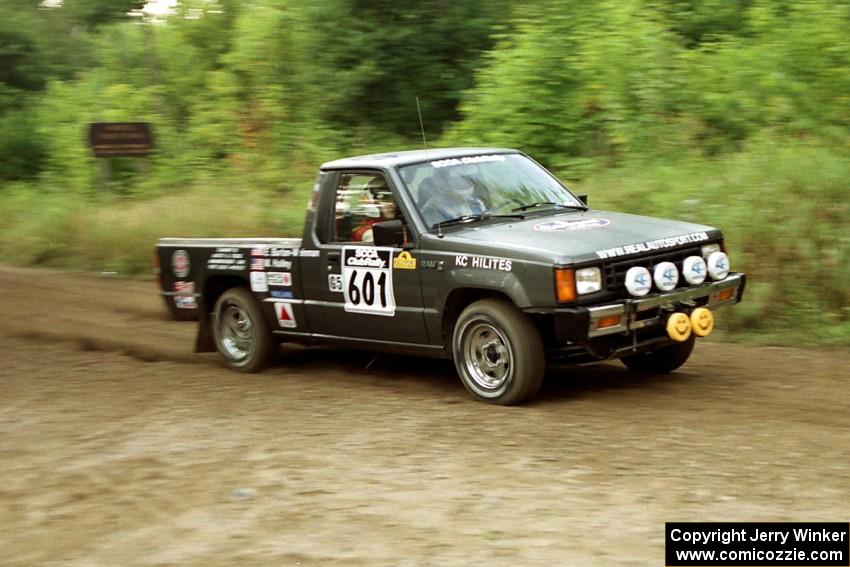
219,302,254,362
462,322,512,392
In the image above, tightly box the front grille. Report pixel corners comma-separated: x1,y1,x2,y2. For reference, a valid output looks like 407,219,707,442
602,245,704,301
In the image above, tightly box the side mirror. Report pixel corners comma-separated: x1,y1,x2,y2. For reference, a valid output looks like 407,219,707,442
577,194,588,206
372,219,406,247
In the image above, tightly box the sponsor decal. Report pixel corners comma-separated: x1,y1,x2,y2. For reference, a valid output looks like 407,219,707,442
269,247,295,258
430,154,506,168
267,272,292,287
455,254,512,272
595,232,710,260
266,258,292,269
273,302,297,328
392,251,417,270
342,247,395,316
269,290,294,299
250,271,268,293
171,249,191,278
207,247,247,271
328,274,344,293
299,249,320,258
534,218,610,232
172,281,197,309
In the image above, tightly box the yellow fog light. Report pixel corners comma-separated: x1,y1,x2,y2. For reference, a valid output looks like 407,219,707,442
666,313,692,342
690,307,714,337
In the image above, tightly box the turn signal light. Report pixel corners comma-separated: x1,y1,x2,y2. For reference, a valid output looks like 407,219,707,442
555,269,576,302
717,288,735,301
597,315,622,329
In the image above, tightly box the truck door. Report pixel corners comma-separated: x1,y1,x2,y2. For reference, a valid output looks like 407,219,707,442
317,170,429,345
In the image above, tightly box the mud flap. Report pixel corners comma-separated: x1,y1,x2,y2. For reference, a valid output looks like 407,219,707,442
194,306,216,353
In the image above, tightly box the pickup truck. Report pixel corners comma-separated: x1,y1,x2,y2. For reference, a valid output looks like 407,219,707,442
156,147,745,405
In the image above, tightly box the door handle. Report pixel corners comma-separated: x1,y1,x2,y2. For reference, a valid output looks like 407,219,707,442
328,251,340,263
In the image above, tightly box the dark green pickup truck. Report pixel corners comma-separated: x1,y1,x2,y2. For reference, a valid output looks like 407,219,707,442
156,148,745,404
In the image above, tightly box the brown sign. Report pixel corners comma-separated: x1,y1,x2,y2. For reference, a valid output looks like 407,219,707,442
89,122,153,157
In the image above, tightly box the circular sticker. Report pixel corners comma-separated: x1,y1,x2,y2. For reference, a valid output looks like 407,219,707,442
682,255,707,285
666,312,692,342
690,307,714,337
534,218,610,232
171,249,191,278
653,261,679,292
624,266,652,297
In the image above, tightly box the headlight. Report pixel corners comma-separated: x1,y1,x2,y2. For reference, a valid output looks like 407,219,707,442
707,251,730,280
701,243,721,258
653,261,679,291
575,267,601,295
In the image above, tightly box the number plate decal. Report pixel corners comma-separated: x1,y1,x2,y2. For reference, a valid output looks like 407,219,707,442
341,247,395,316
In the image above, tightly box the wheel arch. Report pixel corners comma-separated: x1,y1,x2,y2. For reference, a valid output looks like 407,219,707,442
195,274,250,353
441,287,515,345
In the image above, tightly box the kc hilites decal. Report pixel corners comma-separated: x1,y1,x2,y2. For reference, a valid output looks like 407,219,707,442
342,246,395,316
455,254,512,272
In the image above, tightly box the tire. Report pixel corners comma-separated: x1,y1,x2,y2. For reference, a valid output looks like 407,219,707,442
621,335,695,374
162,295,198,321
452,298,545,405
212,287,274,373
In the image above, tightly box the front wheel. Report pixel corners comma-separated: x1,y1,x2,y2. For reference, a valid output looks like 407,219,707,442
620,335,695,374
212,287,274,373
452,298,545,405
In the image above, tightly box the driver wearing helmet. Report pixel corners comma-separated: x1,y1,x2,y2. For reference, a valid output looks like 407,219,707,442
419,168,486,227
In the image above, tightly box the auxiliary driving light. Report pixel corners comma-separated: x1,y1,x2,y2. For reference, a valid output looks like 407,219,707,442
653,262,679,292
682,255,707,285
624,266,652,297
701,243,721,258
707,251,730,280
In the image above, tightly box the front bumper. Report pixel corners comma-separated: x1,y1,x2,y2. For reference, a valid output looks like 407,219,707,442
551,273,746,342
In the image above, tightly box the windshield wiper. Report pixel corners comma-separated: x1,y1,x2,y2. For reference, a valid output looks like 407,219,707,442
432,212,525,235
511,201,588,212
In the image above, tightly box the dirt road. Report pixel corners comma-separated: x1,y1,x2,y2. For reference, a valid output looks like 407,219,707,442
1,266,848,565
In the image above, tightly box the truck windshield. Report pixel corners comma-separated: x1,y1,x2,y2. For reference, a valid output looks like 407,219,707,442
398,153,584,228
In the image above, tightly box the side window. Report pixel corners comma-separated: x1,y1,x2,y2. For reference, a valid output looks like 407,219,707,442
333,173,399,243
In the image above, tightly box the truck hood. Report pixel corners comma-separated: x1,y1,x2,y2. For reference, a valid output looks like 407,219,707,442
452,210,719,264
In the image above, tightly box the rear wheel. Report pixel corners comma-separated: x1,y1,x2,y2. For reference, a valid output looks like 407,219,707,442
452,298,545,405
212,287,274,373
621,335,695,374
